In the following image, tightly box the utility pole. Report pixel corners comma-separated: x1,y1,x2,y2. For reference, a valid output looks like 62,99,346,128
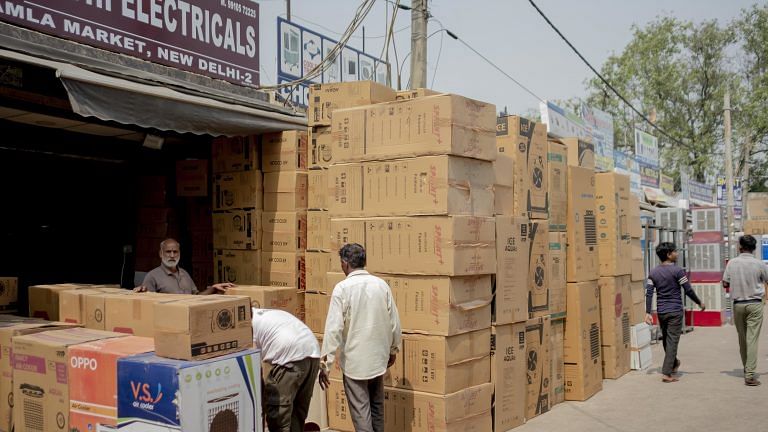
410,0,428,89
286,0,291,21
724,90,735,256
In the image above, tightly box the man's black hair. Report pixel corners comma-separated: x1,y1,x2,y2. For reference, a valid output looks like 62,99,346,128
656,242,677,262
739,235,757,253
339,243,366,269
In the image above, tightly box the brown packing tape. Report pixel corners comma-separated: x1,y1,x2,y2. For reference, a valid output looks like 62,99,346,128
447,354,492,368
452,297,494,312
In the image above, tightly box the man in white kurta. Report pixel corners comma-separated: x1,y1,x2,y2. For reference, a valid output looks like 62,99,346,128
319,243,401,432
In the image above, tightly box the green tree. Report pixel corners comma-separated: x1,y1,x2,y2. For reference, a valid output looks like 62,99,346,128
732,5,768,192
584,17,734,184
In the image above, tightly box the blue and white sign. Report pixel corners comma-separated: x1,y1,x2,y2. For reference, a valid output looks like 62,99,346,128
634,129,660,167
277,17,389,108
614,149,643,199
717,176,743,219
581,104,615,172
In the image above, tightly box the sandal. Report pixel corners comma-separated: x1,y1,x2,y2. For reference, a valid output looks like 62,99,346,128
662,376,679,383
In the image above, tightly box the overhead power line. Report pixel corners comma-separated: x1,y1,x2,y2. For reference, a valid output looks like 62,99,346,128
527,0,687,148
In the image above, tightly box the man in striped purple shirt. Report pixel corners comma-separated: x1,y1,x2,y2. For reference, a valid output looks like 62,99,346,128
645,242,705,383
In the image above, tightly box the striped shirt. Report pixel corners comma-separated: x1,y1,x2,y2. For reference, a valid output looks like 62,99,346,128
646,263,702,314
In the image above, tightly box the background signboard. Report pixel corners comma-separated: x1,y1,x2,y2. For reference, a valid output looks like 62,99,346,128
540,101,590,140
717,177,743,219
581,104,615,172
614,149,643,199
277,17,388,108
660,174,675,196
0,1,260,87
634,129,660,167
638,162,660,188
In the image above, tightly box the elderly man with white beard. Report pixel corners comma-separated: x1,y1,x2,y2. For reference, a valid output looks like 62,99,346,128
135,238,233,295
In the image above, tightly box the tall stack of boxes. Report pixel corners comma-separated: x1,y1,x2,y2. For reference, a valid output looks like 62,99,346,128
629,196,647,325
0,278,18,314
744,192,768,235
562,144,603,401
135,177,178,272
260,131,309,320
595,172,632,379
318,86,498,432
212,136,263,286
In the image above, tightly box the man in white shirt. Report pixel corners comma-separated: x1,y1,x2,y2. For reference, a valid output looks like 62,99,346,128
319,243,401,432
252,308,320,432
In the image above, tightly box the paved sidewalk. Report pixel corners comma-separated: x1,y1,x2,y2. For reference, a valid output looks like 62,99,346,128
517,310,768,432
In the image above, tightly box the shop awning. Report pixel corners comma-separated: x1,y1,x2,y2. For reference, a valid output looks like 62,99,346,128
0,49,306,137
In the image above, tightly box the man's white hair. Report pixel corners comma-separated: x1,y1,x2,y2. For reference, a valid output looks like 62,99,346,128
159,238,180,250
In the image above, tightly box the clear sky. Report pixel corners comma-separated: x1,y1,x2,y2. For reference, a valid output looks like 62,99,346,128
256,0,758,115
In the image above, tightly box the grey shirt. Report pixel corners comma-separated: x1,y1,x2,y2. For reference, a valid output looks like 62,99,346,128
723,253,768,302
142,266,198,294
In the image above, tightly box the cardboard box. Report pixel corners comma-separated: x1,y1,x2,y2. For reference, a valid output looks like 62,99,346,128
225,285,300,316
596,172,632,276
496,115,549,219
212,135,258,173
526,316,551,419
263,171,308,211
68,336,155,432
176,159,208,197
549,231,567,317
491,323,526,431
308,168,329,210
261,252,306,291
137,176,168,206
365,216,496,276
326,272,346,291
632,300,646,326
550,318,565,406
328,156,495,217
494,215,530,324
548,141,568,231
261,130,308,172
564,281,603,401
562,137,595,169
309,81,396,127
98,294,175,336
12,328,126,432
631,239,645,281
746,192,768,220
326,379,354,432
329,218,366,252
0,278,18,313
528,221,550,318
213,209,262,250
0,320,78,432
214,249,262,285
402,329,491,394
304,293,331,334
58,287,129,325
567,166,599,282
117,349,261,432
598,276,632,379
631,345,653,370
494,184,515,216
261,211,307,252
306,251,332,293
213,171,263,211
386,275,492,336
28,284,85,320
307,210,331,251
629,195,642,238
331,94,497,163
384,384,493,432
395,88,441,100
153,296,252,360
309,126,334,168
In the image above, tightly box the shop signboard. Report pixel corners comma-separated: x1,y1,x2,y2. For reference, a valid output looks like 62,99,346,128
634,129,659,167
0,0,260,87
717,177,743,219
581,104,615,172
277,17,388,108
661,174,675,196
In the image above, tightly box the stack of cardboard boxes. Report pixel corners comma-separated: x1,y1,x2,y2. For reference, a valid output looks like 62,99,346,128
212,136,263,287
177,159,215,290
134,176,178,272
744,192,768,234
563,150,603,402
309,83,499,432
595,172,633,380
0,277,17,314
629,196,647,326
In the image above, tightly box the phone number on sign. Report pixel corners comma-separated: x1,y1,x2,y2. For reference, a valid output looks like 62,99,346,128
221,0,258,18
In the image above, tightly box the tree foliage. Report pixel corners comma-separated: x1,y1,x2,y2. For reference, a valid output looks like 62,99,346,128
584,16,735,184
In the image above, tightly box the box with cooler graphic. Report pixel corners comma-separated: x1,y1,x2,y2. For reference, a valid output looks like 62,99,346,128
496,115,548,219
68,336,155,432
117,349,262,432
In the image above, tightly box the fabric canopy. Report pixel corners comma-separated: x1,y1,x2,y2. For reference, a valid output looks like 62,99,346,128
0,48,306,136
